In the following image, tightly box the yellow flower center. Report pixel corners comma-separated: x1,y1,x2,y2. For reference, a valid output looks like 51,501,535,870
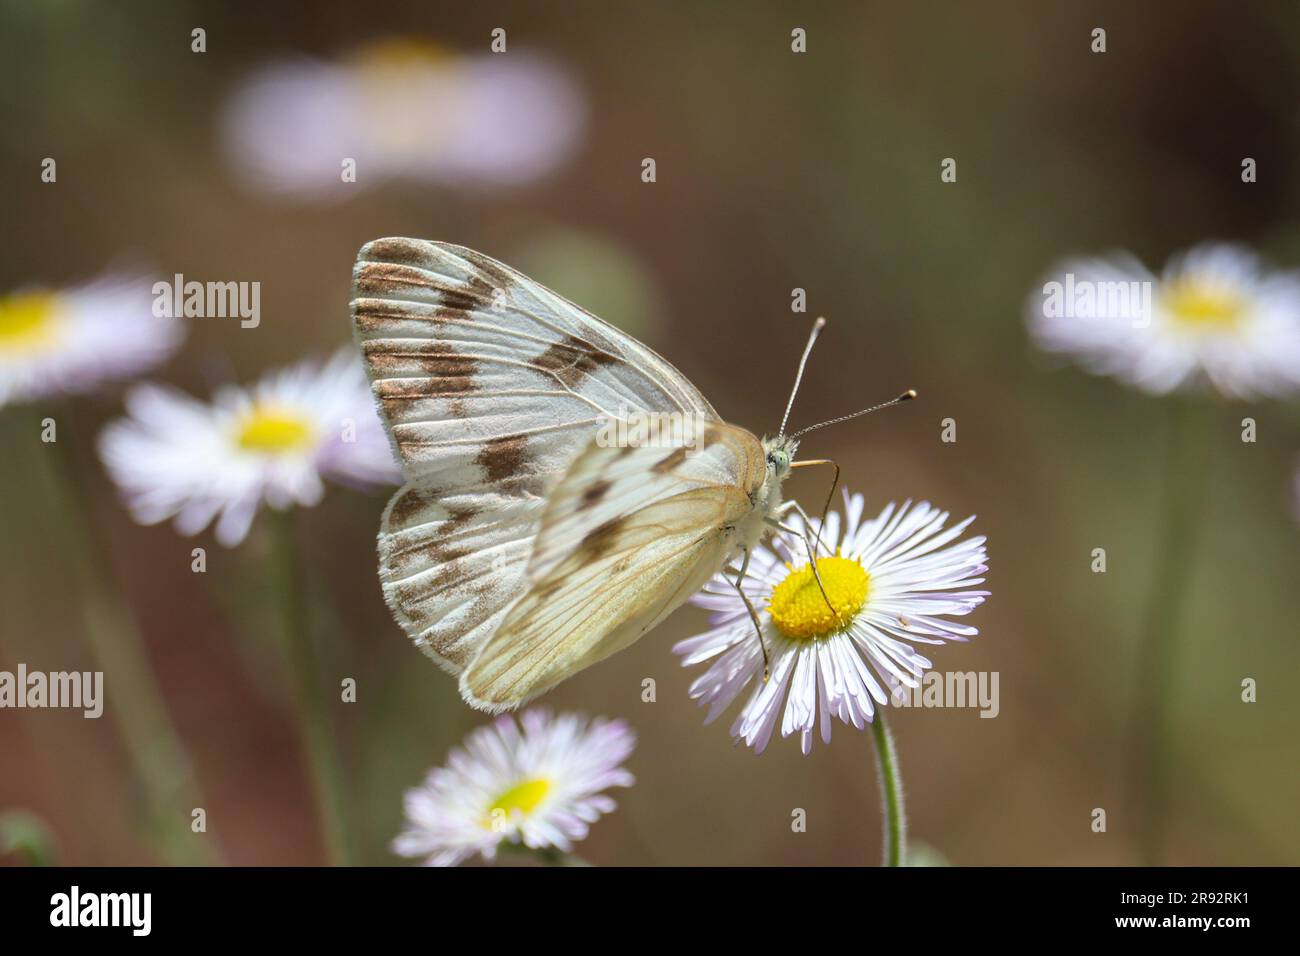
350,37,451,71
234,407,315,454
349,38,460,156
768,553,870,642
487,778,551,826
0,291,65,355
1161,279,1245,330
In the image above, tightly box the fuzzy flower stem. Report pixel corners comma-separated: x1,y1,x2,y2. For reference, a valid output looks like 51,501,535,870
32,404,216,865
870,710,907,867
532,846,594,867
1131,399,1209,866
271,507,352,866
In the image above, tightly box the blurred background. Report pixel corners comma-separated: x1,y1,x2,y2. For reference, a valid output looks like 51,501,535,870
2,0,1299,866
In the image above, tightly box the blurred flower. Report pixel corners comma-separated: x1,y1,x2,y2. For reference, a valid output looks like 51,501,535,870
675,493,989,754
392,710,634,867
1028,242,1300,399
221,38,586,199
0,273,182,408
98,349,400,547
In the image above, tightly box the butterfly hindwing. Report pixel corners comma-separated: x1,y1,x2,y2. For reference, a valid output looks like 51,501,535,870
377,477,544,673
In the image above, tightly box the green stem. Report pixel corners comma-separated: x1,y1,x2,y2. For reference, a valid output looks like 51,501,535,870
498,840,593,867
533,846,593,867
17,405,215,865
870,710,906,867
1131,399,1209,866
270,508,352,865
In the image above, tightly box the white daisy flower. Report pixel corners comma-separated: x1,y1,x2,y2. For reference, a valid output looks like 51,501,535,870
0,273,182,408
98,349,401,547
221,38,585,199
674,493,989,754
1028,242,1300,399
392,710,635,867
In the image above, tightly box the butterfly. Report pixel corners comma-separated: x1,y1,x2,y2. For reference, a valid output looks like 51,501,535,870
352,238,912,713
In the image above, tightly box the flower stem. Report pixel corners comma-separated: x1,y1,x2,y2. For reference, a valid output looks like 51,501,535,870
21,405,216,865
270,507,352,866
533,846,594,867
870,710,907,867
1131,399,1210,866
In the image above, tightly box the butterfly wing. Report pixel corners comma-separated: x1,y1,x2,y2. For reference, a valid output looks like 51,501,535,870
459,423,767,712
352,238,719,673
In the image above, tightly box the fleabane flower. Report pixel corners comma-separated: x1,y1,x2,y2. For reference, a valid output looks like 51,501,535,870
221,37,586,199
392,710,635,867
1028,242,1300,399
0,273,182,408
98,349,400,547
675,493,989,754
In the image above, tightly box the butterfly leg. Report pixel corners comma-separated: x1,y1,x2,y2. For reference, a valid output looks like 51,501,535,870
765,506,840,621
770,499,828,556
729,547,771,683
788,501,847,622
789,458,840,553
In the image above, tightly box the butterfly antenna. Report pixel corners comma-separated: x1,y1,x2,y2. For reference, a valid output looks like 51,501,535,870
789,389,917,440
778,316,827,438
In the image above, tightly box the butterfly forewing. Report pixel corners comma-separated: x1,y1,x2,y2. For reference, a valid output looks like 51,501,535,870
459,425,766,712
353,238,718,488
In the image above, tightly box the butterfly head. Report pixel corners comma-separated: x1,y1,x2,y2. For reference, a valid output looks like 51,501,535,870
762,435,799,479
